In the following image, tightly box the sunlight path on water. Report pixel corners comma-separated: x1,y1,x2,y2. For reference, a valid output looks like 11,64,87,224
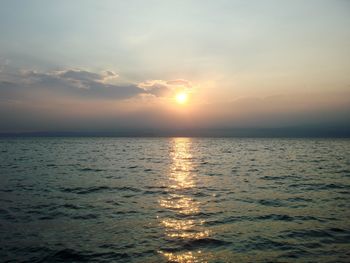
158,138,211,262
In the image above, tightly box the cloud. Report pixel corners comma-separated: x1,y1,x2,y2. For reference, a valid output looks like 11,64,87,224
59,69,103,82
138,80,172,97
0,67,194,102
102,70,119,81
166,79,191,87
1,68,146,100
54,69,119,83
138,79,193,97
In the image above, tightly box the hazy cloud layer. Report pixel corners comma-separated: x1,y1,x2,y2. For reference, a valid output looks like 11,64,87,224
0,65,349,135
21,69,144,100
0,68,193,102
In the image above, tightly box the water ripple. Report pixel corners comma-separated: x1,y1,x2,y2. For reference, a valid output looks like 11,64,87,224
0,137,349,262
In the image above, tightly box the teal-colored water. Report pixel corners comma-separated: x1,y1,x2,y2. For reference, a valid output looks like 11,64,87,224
0,138,349,262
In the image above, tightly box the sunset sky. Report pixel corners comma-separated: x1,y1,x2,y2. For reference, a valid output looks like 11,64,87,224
1,0,349,135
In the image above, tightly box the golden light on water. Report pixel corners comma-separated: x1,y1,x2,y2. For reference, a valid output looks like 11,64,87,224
161,251,208,263
159,195,200,215
158,138,211,263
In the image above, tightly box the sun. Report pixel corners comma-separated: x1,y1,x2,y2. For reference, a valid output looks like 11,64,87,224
175,92,188,104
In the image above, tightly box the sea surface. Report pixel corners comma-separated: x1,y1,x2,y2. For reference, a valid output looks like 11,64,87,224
0,138,349,262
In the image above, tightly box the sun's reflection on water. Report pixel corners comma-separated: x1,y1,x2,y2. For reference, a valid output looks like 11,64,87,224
158,138,210,263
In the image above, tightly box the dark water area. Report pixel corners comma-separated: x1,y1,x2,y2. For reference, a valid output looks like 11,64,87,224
0,138,349,262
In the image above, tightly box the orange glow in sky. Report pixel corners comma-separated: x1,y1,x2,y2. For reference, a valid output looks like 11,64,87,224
175,92,188,104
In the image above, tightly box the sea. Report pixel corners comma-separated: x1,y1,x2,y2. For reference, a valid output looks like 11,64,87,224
0,137,349,262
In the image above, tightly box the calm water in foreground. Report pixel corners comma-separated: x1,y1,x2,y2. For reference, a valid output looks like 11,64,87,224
0,138,349,262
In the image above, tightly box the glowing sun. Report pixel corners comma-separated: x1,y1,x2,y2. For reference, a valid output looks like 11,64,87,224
175,92,188,104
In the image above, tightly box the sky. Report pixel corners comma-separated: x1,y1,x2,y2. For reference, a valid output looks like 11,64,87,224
0,0,349,136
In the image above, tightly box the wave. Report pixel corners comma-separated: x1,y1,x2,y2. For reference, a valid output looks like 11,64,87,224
179,238,231,250
59,186,142,194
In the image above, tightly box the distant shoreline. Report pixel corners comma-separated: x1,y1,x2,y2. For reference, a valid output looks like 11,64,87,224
1,132,350,139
